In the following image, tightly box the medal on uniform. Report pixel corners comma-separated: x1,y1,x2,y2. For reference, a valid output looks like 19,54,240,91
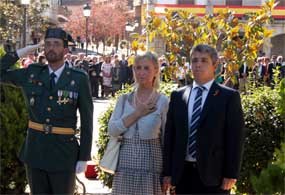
30,97,35,106
69,91,73,104
74,92,78,100
62,90,69,105
57,90,63,105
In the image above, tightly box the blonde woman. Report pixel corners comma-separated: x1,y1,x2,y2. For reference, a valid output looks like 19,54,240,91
108,52,169,195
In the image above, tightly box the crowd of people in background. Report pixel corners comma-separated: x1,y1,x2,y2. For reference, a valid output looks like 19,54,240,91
19,50,135,99
159,52,285,93
19,48,285,99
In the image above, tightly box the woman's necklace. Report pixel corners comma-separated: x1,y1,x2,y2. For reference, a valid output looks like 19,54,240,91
133,89,155,107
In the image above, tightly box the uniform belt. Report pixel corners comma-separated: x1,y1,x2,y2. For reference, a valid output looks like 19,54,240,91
28,121,75,135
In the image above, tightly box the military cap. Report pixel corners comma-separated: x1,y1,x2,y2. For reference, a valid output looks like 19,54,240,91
45,28,75,47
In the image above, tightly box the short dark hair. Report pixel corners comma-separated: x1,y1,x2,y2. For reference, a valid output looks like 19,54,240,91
190,44,218,65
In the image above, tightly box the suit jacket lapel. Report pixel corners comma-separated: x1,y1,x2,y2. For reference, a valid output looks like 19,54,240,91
199,82,220,123
182,86,191,129
183,85,191,108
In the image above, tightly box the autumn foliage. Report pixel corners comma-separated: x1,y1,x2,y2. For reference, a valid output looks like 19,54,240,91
64,0,131,46
145,0,277,76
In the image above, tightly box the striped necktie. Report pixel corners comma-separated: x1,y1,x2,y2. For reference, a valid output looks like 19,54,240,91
50,72,56,89
188,86,205,158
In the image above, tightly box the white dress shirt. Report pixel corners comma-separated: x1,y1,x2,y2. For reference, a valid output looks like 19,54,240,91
48,64,65,84
185,79,214,162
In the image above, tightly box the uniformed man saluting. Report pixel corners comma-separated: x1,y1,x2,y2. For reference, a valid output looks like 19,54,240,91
0,28,93,195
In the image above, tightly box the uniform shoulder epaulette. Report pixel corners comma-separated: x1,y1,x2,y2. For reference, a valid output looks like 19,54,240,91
28,63,48,69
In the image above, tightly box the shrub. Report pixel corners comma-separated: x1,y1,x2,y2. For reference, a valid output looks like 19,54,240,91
0,47,28,193
96,82,176,188
237,84,284,193
251,142,285,194
277,78,285,124
0,84,28,193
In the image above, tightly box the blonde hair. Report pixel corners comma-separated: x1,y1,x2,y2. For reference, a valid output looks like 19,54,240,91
133,51,160,90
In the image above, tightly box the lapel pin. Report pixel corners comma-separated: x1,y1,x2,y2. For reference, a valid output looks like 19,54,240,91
30,74,34,78
67,71,70,75
71,80,75,86
213,90,219,96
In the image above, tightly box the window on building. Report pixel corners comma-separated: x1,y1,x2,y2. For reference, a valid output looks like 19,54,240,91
226,0,242,5
194,0,225,5
195,0,207,5
178,0,195,4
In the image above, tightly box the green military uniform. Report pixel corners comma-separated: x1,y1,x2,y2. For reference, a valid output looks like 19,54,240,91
0,51,93,194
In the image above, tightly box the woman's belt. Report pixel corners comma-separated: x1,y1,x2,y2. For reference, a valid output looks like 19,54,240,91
28,120,75,135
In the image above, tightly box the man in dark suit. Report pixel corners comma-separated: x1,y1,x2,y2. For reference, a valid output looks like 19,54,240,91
88,56,101,98
119,54,128,89
0,28,93,195
162,44,245,194
238,62,250,93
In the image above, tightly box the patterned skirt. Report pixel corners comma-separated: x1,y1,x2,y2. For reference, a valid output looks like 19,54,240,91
111,133,163,195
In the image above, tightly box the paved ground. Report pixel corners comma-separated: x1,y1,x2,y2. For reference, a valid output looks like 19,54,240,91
76,98,112,194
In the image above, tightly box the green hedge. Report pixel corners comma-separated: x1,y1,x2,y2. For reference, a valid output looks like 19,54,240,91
237,83,284,193
0,47,28,193
0,84,28,194
250,142,285,194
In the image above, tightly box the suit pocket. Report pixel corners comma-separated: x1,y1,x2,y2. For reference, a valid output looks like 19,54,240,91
53,135,79,163
24,86,43,108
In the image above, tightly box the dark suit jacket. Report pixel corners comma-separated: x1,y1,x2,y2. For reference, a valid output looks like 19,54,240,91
163,82,245,186
267,63,274,81
1,52,93,172
238,64,249,78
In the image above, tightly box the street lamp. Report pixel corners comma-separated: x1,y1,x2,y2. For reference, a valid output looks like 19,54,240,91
125,22,134,56
83,3,91,56
21,0,30,47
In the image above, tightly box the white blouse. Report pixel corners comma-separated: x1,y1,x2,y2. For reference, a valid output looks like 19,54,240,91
108,93,169,141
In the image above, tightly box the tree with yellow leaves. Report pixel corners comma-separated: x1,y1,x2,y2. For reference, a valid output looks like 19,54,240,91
145,0,277,82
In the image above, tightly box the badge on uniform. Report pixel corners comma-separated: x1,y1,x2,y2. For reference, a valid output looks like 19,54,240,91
30,97,35,106
62,90,69,104
57,90,63,105
57,90,78,105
